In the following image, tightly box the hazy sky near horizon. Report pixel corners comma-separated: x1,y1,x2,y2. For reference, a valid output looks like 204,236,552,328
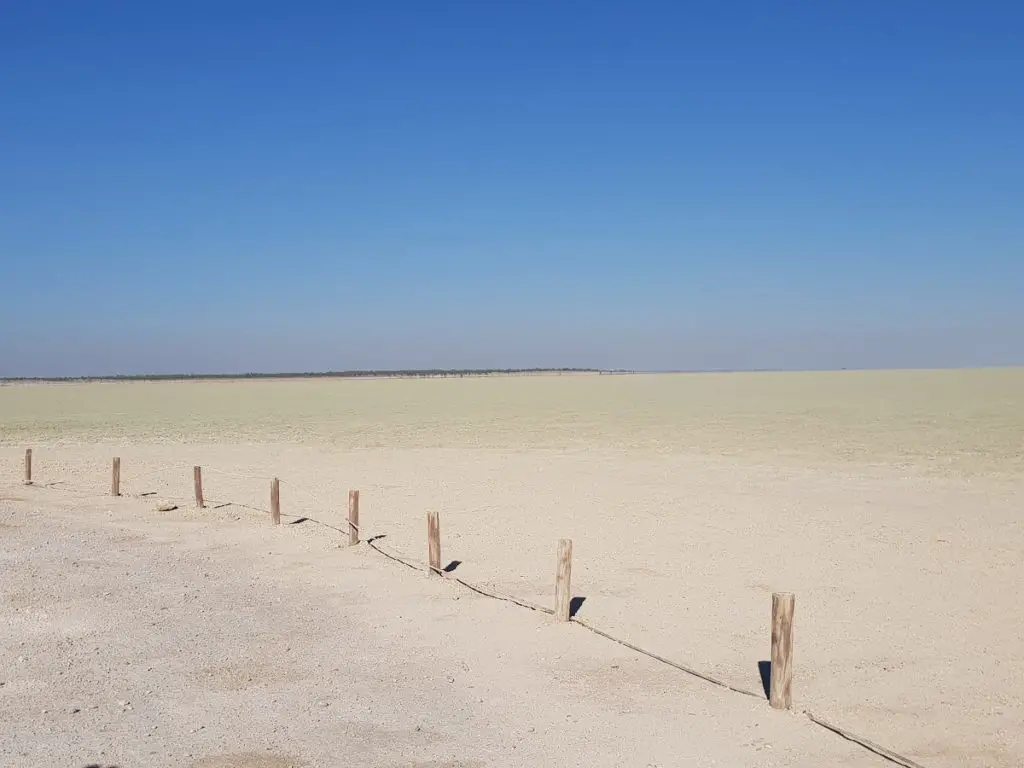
2,2,1023,376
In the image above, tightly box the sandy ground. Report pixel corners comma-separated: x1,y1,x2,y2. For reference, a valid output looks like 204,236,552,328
2,492,882,768
1,369,1022,767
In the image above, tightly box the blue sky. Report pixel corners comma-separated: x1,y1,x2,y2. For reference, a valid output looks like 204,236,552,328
2,1,1022,375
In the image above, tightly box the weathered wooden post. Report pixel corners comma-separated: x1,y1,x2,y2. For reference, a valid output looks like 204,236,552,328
270,478,281,525
111,457,121,497
193,466,204,508
555,539,573,622
24,448,32,485
427,511,441,575
348,490,360,546
770,592,795,710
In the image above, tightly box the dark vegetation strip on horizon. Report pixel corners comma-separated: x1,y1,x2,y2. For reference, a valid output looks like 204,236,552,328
2,368,637,383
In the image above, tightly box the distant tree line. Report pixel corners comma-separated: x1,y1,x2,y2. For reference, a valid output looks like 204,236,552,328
1,368,636,383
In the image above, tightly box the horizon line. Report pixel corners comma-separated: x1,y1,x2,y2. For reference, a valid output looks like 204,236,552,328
3,364,1022,384
0,368,614,383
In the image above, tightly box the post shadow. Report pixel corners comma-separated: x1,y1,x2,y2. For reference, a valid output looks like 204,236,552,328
569,596,586,618
443,560,462,573
758,660,771,700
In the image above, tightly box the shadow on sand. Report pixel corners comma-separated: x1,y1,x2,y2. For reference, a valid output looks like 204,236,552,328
570,596,586,617
758,660,771,700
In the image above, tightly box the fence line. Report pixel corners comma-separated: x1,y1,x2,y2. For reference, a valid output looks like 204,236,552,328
4,447,929,768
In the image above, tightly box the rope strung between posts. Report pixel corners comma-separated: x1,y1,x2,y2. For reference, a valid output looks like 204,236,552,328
364,534,762,696
364,533,929,768
805,712,929,768
12,468,932,768
366,535,560,615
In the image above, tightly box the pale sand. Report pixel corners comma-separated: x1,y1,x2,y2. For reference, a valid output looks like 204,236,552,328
1,368,1022,766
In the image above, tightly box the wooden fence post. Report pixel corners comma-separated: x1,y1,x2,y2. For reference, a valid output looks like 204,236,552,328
24,448,32,485
111,457,121,497
193,466,204,508
348,490,360,546
555,539,573,622
270,478,281,525
427,511,441,575
770,592,795,710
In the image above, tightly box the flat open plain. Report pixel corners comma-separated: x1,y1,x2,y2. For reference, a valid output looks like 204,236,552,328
2,369,1022,767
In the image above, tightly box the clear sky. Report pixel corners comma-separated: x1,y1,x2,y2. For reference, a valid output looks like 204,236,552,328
2,1,1022,376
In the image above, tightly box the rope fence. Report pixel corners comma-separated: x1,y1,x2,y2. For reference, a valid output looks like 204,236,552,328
6,446,929,768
